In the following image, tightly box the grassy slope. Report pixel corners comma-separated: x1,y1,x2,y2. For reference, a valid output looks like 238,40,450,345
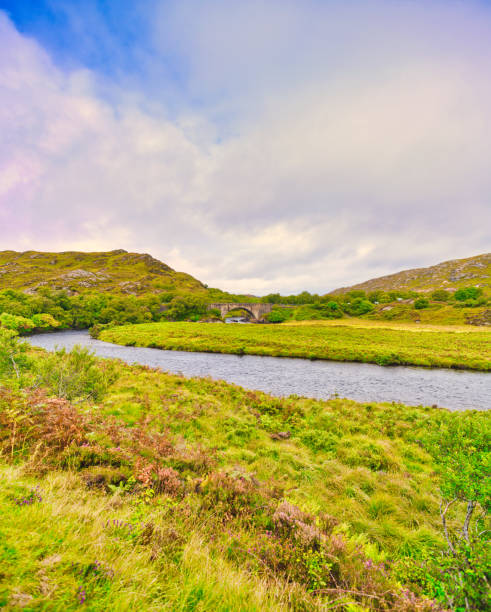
332,253,491,296
364,303,491,326
0,466,283,612
100,321,491,371
0,250,206,296
2,354,481,610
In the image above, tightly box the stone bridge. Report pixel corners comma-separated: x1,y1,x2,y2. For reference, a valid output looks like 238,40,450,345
208,303,273,321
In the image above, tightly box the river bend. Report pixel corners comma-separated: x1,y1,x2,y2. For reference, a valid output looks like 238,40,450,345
26,330,490,411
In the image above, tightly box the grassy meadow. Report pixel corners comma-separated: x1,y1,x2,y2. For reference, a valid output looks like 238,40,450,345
282,318,487,332
0,333,489,610
365,303,490,326
100,321,491,371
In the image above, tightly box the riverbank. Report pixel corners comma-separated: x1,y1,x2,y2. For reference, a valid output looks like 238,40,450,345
1,335,488,610
26,330,491,410
99,321,491,371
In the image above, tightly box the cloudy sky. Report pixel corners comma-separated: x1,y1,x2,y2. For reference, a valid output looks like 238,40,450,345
1,0,490,294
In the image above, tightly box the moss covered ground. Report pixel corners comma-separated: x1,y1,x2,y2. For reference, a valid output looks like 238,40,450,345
100,321,491,371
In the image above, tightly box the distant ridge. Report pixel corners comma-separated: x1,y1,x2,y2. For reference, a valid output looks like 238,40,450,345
332,253,491,295
0,249,207,296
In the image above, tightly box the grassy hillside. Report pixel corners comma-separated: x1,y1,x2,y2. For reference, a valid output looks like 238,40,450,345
100,321,491,371
333,253,491,296
0,250,207,296
0,336,489,610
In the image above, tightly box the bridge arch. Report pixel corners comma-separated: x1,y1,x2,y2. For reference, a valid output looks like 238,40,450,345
207,302,273,321
220,305,256,320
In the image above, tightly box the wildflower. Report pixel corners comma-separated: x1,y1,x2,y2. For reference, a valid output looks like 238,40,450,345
14,487,42,506
76,586,86,604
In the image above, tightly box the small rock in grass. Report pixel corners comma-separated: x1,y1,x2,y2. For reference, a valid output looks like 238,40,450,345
270,431,291,440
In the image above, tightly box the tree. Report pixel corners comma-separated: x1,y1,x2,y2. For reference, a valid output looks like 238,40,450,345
414,298,429,310
454,287,483,301
431,289,449,302
423,414,490,611
0,329,29,380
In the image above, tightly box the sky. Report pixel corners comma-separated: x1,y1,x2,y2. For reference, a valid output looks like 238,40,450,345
0,0,490,294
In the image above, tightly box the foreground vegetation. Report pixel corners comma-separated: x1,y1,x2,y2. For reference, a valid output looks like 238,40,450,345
100,322,491,371
0,329,489,610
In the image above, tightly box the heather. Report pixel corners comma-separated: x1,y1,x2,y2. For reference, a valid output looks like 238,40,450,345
0,333,489,610
100,321,491,371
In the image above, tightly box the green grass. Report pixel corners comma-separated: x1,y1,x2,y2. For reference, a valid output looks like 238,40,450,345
332,252,491,295
365,303,491,326
100,321,491,371
1,341,488,610
0,465,286,611
282,318,486,332
0,250,206,296
0,355,472,610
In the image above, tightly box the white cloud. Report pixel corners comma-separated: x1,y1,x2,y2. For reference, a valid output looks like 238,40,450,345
0,2,490,294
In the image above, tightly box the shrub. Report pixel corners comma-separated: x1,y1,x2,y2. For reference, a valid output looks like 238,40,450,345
368,291,385,303
0,312,35,334
342,298,374,316
266,308,291,323
0,329,30,381
454,286,483,301
135,462,182,495
199,470,264,517
31,313,61,330
421,413,491,610
0,388,86,462
430,290,449,302
34,345,117,401
414,298,429,310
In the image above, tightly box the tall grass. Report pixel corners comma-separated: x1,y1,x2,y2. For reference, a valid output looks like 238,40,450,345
0,343,488,610
100,321,491,370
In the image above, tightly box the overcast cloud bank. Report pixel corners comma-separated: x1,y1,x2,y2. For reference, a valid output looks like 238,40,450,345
1,0,490,293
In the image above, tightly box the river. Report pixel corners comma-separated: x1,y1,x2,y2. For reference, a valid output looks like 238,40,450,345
26,330,490,411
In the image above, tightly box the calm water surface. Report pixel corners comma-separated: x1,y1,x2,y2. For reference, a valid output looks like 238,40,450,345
26,330,490,411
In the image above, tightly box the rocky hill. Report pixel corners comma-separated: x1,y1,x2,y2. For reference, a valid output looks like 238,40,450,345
0,249,207,296
333,253,491,295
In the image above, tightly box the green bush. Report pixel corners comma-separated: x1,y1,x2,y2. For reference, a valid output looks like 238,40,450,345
31,313,61,330
342,298,374,316
0,329,30,381
34,346,117,401
0,312,35,334
421,413,491,610
430,290,449,302
266,309,292,323
454,287,483,301
414,298,429,310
